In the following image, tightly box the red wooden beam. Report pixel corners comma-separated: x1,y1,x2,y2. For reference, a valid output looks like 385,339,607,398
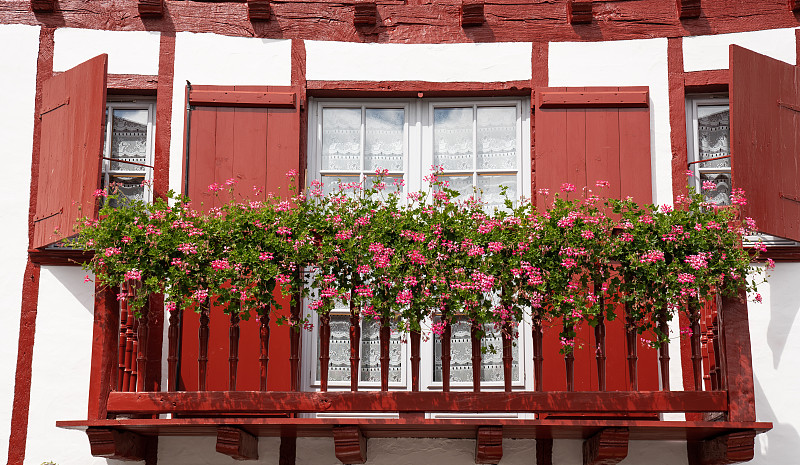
106,391,728,415
475,426,503,464
86,428,147,461
137,0,163,17
279,436,296,465
792,0,800,12
217,426,259,460
354,2,378,27
687,430,756,465
536,438,553,465
538,90,649,109
677,0,701,19
189,90,296,108
583,428,629,465
333,426,367,464
461,1,485,27
720,289,756,422
30,0,54,12
248,0,271,21
568,0,593,24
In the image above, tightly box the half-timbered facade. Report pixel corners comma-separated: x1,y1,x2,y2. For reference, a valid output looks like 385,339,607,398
2,1,800,464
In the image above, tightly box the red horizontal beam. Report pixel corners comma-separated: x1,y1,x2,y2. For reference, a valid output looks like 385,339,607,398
306,80,531,98
106,391,726,415
188,90,296,108
538,91,649,109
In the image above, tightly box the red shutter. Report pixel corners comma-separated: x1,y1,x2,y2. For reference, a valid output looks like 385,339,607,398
730,45,800,242
33,54,107,249
179,85,300,392
534,86,658,392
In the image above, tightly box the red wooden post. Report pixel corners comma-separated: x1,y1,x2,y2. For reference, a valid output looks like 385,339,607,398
123,289,135,392
720,288,755,422
319,313,330,392
442,320,452,392
700,303,711,390
532,318,544,392
88,283,120,420
117,288,128,391
689,301,703,391
565,341,575,392
349,300,361,392
502,326,513,393
625,310,639,391
259,312,271,391
711,306,723,390
166,304,181,391
410,330,421,392
470,321,482,392
379,316,390,391
130,318,139,392
229,310,240,391
198,302,210,391
595,314,607,391
289,292,301,392
658,314,670,391
135,310,149,393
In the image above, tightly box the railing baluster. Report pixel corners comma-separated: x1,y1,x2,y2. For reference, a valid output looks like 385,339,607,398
502,325,513,393
595,312,607,391
198,302,210,391
319,313,330,392
532,318,543,392
229,310,240,391
349,300,361,392
259,312,271,391
689,301,703,391
410,330,421,392
167,303,181,391
711,305,723,390
123,286,135,392
117,283,128,391
289,296,301,392
379,316,390,391
442,320,451,392
564,332,574,392
658,313,670,391
135,306,148,392
471,321,481,393
625,305,639,391
130,318,139,392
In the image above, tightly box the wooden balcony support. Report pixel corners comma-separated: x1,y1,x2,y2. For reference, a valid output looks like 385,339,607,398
461,1,485,27
86,428,147,461
31,0,55,12
536,438,553,465
353,2,378,27
677,0,701,19
333,426,367,464
216,426,259,460
792,0,800,13
247,0,271,21
137,0,163,16
475,426,503,464
687,430,756,465
279,436,296,465
568,0,593,24
583,427,629,465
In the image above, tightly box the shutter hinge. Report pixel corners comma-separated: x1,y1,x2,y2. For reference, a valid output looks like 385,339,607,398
778,100,800,113
33,207,63,223
779,192,800,204
39,97,70,119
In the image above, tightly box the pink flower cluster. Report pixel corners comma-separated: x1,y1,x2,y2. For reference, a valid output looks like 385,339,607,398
639,249,665,264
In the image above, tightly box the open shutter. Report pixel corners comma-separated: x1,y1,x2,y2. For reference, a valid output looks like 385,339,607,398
534,87,658,392
730,45,800,242
179,86,299,392
33,54,107,249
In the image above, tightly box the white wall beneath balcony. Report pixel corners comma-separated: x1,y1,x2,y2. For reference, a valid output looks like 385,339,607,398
53,28,161,75
0,22,39,465
683,27,798,72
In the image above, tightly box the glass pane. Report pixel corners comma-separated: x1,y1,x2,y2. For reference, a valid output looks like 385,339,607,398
477,175,517,209
365,109,404,172
696,105,730,169
360,318,403,383
106,175,146,207
434,107,473,171
110,109,149,172
322,108,361,171
477,107,517,170
433,318,519,383
320,175,360,197
366,175,404,199
441,175,474,201
700,172,732,206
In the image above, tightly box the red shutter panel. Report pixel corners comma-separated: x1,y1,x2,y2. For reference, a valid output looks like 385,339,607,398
730,45,800,242
180,86,299,392
534,86,658,393
33,54,107,249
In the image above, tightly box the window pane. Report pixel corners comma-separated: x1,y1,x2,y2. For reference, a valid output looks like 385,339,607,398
477,107,517,170
434,107,473,171
441,175,474,200
360,317,403,383
365,109,404,172
322,108,361,171
321,175,360,197
433,318,519,383
106,175,146,207
696,105,730,168
700,172,732,206
319,314,352,382
477,175,516,209
110,109,149,172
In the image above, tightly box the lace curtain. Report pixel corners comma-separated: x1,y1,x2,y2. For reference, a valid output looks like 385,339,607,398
433,318,519,383
106,108,149,205
697,105,731,205
322,107,405,174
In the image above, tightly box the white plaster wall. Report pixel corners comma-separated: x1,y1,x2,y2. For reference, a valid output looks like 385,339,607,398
746,263,800,464
548,38,672,207
683,27,798,72
158,437,280,464
305,41,532,82
168,32,292,193
0,23,40,465
53,28,160,75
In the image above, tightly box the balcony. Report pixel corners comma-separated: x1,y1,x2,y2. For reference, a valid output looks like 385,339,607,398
58,283,770,465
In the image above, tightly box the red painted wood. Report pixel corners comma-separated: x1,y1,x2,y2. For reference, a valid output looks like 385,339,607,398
353,2,378,27
229,311,240,391
86,428,147,460
410,330,421,392
289,293,302,392
135,303,149,392
333,426,367,464
668,37,690,206
595,314,607,391
568,0,593,24
88,284,118,420
198,304,210,391
106,391,729,415
167,305,180,391
137,0,163,17
539,91,648,109
319,313,330,392
461,1,484,27
350,302,361,392
216,426,259,460
625,314,639,391
248,0,271,21
30,0,54,13
689,303,703,391
658,314,670,391
442,321,452,392
731,44,800,242
583,427,629,465
532,319,544,391
279,436,297,465
33,54,106,249
720,289,756,422
502,328,513,393
470,322,481,392
189,90,295,108
683,69,728,90
380,316,390,391
308,81,531,98
687,430,756,465
475,426,503,464
260,313,271,391
677,0,702,19
117,290,128,392
617,87,652,205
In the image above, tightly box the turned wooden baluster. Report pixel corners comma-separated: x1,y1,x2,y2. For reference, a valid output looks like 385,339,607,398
135,308,148,392
410,330,421,392
502,325,513,393
166,303,181,391
259,312,271,391
532,318,544,392
379,316,390,391
625,305,639,391
700,304,712,390
658,313,670,391
117,284,129,391
564,332,575,392
198,301,210,391
711,304,724,390
689,300,703,391
595,295,607,391
130,317,139,392
442,319,452,392
122,286,136,392
229,309,240,391
470,321,482,392
289,295,301,392
349,300,361,392
318,313,330,392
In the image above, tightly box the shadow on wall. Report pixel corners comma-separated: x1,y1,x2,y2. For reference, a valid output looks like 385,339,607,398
766,266,800,368
50,266,95,316
753,378,800,464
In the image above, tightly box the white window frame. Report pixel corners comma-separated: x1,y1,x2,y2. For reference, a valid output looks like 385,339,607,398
103,99,156,203
685,94,730,199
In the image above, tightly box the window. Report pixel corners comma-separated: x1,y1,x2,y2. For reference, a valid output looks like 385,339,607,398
686,95,731,205
304,97,530,391
103,99,156,205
